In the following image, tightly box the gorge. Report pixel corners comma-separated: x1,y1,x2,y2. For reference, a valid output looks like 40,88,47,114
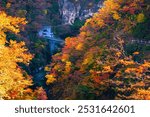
32,0,104,98
1,0,149,100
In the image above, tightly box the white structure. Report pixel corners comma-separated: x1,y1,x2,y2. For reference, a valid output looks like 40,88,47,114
38,26,64,56
38,26,54,38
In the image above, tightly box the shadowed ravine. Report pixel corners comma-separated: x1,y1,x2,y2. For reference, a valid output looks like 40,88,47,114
32,26,64,99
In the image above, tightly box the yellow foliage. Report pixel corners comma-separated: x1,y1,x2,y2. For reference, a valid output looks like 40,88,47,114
75,43,83,50
125,68,136,73
83,0,121,29
116,52,121,57
62,54,69,62
102,66,113,73
53,65,60,70
82,53,94,65
142,61,150,67
115,71,121,78
46,74,56,84
119,59,135,65
133,51,139,55
83,57,92,65
131,89,150,100
44,66,51,71
113,13,121,20
0,11,27,32
45,0,148,100
137,13,145,23
103,0,120,11
65,61,72,74
0,12,33,99
6,2,11,9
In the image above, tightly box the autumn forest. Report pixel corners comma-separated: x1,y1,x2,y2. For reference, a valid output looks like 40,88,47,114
0,0,150,100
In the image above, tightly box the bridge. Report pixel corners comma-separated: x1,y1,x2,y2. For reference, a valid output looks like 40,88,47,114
45,34,64,56
131,39,150,44
38,26,64,56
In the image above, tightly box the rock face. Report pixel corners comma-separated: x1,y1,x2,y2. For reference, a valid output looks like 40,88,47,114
58,0,103,24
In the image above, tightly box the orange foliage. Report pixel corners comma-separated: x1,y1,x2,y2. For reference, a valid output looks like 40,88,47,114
45,0,149,100
0,11,34,99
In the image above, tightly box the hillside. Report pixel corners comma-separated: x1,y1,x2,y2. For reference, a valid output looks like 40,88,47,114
0,0,149,100
45,0,150,100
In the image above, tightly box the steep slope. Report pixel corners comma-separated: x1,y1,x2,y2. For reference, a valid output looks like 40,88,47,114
45,0,150,100
58,0,103,24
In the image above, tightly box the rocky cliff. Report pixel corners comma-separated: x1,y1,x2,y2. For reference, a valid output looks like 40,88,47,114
58,0,103,24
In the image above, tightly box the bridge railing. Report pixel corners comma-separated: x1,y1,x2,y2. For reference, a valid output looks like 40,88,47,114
44,36,64,43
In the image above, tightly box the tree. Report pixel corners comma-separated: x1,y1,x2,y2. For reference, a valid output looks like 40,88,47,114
0,11,34,99
0,0,53,72
45,0,150,100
